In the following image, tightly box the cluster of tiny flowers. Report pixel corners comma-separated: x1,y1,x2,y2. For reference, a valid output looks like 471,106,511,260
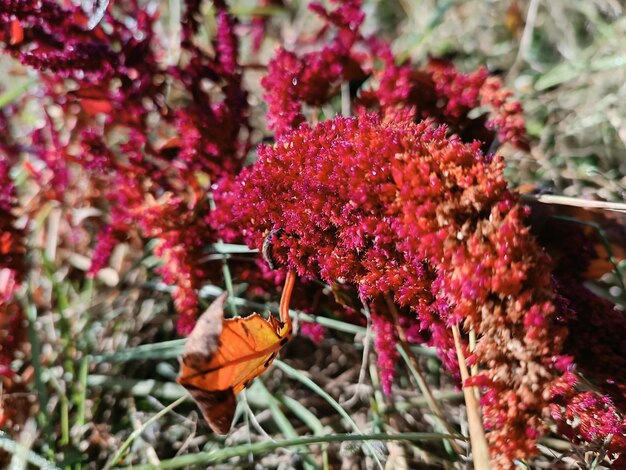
551,389,626,459
370,311,399,394
229,114,572,465
261,0,365,137
2,0,623,464
404,60,528,150
0,0,248,330
299,322,327,345
262,0,527,152
132,194,215,334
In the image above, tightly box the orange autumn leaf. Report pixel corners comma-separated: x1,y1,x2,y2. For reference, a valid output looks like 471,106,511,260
177,271,295,434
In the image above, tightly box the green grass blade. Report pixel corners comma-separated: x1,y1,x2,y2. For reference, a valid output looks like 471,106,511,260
274,360,384,469
394,390,465,411
281,394,329,468
24,297,50,432
86,375,186,400
0,430,59,470
90,339,184,363
280,395,325,436
0,77,38,108
535,54,626,91
397,344,461,458
74,355,90,428
106,395,187,469
113,432,455,470
253,381,295,437
253,381,319,469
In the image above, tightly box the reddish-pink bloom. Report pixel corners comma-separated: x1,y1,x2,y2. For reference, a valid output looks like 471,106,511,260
88,225,120,276
261,0,366,136
551,390,626,457
261,0,527,150
299,322,327,345
228,114,568,464
370,311,398,394
1,0,249,332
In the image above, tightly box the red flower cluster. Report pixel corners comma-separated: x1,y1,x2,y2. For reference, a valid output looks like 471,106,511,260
563,392,624,445
370,310,399,395
551,388,626,460
261,0,365,136
262,0,527,151
1,0,248,331
228,114,573,465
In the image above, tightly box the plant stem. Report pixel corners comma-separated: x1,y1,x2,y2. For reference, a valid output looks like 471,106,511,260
115,432,458,470
452,323,490,469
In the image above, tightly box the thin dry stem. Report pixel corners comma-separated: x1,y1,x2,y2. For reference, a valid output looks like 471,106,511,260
522,194,626,212
452,323,490,469
128,398,160,466
509,0,540,77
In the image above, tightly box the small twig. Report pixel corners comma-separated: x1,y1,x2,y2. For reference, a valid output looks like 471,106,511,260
241,393,276,442
128,398,161,466
342,299,373,407
451,324,490,469
522,193,626,212
106,395,187,469
509,0,541,77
